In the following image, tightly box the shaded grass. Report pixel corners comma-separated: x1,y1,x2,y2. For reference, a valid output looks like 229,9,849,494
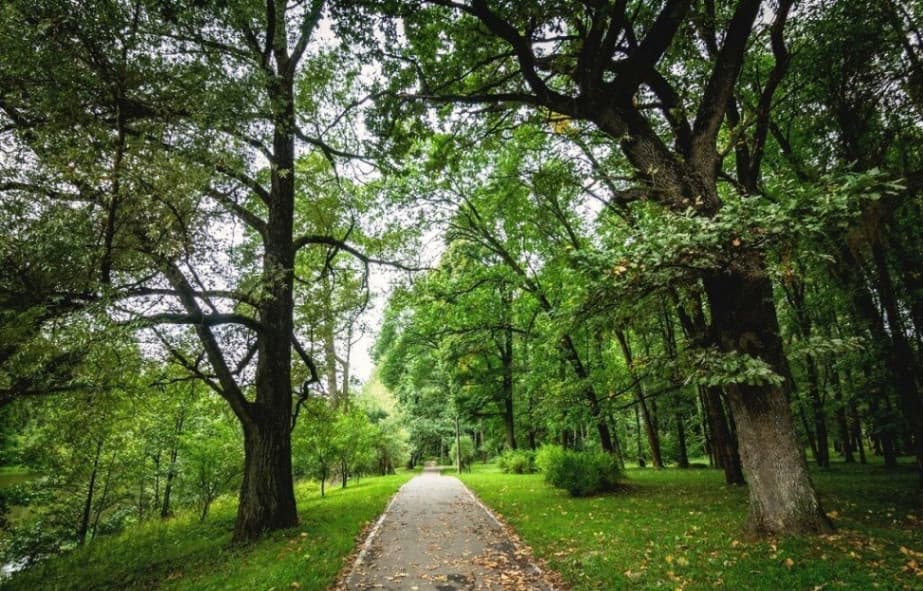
459,460,923,590
4,472,413,591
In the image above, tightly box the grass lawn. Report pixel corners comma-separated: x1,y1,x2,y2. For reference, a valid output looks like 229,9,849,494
456,460,923,590
3,472,412,591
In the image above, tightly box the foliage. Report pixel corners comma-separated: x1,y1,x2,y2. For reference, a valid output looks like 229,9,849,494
534,445,620,497
497,450,537,474
449,435,476,472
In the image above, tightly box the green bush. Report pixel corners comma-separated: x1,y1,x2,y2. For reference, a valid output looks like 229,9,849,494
535,445,620,497
497,449,537,474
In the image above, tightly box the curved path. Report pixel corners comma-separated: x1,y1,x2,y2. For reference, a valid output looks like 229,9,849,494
340,466,558,591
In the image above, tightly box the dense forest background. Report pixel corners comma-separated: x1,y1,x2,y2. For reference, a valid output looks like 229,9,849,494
1,0,922,577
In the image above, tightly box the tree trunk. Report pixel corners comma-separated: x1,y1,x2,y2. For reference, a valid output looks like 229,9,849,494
702,386,745,485
797,402,819,463
675,411,690,469
77,438,104,545
634,404,644,467
674,297,744,483
501,316,517,450
806,356,830,468
849,399,867,464
455,414,462,474
160,411,185,518
831,377,854,463
559,334,613,453
704,268,832,535
870,240,923,486
868,388,898,468
233,415,299,542
230,50,301,542
616,330,663,468
91,456,115,540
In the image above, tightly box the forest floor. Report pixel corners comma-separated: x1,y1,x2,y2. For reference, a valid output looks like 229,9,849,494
336,464,560,591
457,459,923,591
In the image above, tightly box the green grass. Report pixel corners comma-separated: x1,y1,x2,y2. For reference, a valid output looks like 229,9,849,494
458,461,923,590
4,472,413,591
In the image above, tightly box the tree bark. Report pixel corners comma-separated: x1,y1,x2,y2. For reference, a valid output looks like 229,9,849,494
234,414,299,541
705,268,832,535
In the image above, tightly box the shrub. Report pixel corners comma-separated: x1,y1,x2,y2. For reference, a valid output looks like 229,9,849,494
497,449,537,474
535,445,620,497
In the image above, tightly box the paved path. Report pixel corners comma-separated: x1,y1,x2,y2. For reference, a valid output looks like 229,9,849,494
342,466,557,591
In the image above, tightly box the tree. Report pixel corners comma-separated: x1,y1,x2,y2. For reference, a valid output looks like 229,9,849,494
348,0,832,536
0,0,404,541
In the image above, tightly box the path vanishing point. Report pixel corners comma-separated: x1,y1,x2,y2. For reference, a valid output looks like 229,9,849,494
338,465,559,591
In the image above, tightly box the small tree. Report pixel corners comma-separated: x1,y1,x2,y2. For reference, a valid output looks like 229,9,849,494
294,400,339,498
333,410,375,488
181,405,242,522
449,435,476,473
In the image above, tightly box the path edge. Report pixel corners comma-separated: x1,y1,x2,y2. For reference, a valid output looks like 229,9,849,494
329,479,410,591
453,474,567,591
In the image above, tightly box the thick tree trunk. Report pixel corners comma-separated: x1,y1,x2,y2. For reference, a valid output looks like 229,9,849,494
233,414,298,542
705,268,832,536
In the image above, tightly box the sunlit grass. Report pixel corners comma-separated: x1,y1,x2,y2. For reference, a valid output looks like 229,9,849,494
459,459,923,590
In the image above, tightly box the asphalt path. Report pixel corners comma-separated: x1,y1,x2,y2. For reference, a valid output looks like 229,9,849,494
341,465,558,591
